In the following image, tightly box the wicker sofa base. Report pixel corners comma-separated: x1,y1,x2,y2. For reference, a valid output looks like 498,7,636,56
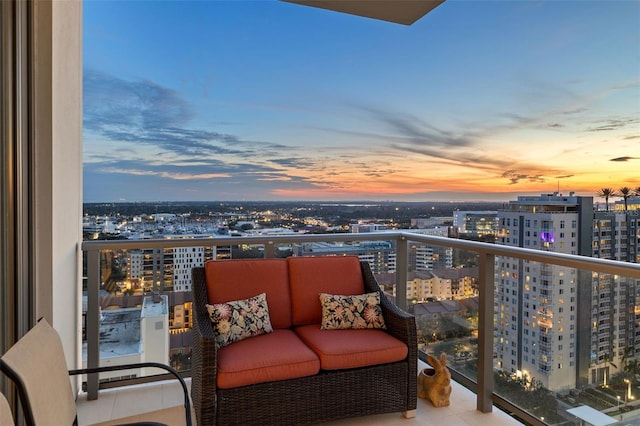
191,259,417,425
214,361,411,425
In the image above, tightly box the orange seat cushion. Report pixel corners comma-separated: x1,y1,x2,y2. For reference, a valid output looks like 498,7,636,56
204,258,292,329
294,324,408,370
217,329,320,389
288,256,365,325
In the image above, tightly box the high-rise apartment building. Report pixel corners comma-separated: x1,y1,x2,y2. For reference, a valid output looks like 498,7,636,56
126,236,213,292
350,222,390,233
414,245,453,271
408,228,453,272
590,209,640,386
293,241,396,274
173,247,205,292
127,251,144,284
452,210,499,238
495,193,590,391
494,192,640,392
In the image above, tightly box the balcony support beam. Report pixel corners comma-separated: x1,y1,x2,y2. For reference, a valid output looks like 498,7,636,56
395,236,408,312
86,249,100,400
477,251,495,413
264,241,275,258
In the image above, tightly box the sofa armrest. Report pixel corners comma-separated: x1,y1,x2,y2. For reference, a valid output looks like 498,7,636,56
360,260,417,370
191,266,220,425
360,261,417,410
360,261,417,345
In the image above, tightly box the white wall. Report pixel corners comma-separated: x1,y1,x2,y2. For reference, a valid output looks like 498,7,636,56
33,0,83,372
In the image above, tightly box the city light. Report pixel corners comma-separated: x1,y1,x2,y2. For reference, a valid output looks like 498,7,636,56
624,379,633,403
618,395,621,411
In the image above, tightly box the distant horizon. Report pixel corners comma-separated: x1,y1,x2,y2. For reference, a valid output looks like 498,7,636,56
83,1,639,203
82,191,625,206
83,199,508,204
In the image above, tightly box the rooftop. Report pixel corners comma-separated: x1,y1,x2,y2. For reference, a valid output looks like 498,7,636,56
91,309,142,359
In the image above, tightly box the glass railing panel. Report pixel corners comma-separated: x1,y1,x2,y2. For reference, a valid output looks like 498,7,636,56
81,244,222,384
569,270,639,423
82,243,268,384
409,242,480,381
81,237,399,386
81,243,230,384
492,258,566,424
492,258,640,425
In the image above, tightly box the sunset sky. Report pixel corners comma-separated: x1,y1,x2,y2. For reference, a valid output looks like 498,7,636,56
83,0,640,202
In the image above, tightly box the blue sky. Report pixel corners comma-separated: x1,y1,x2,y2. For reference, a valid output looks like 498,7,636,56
83,0,640,202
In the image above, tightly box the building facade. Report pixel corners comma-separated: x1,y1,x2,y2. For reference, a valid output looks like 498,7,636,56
293,241,396,274
407,228,453,272
495,193,588,391
172,246,205,292
494,192,640,392
452,210,499,238
590,210,640,386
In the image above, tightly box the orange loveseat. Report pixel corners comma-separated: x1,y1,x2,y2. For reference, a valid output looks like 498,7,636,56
191,255,417,425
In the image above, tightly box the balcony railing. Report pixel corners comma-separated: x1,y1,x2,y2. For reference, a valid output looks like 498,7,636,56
82,231,640,425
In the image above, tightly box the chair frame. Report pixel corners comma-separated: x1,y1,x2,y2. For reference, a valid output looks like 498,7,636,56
0,392,14,425
1,323,192,426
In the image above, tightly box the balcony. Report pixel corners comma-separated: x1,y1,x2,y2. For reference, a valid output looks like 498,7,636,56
3,2,640,425
78,231,640,425
75,363,520,426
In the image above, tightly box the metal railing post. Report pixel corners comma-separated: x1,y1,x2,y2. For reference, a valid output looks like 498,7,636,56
477,251,495,412
395,235,408,312
264,241,275,258
86,248,100,400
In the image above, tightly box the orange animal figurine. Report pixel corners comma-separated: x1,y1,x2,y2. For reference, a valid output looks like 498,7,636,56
418,352,452,407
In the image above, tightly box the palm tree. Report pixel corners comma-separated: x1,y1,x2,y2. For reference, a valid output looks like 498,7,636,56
625,359,640,376
621,346,635,369
619,187,631,211
635,186,640,197
598,188,617,211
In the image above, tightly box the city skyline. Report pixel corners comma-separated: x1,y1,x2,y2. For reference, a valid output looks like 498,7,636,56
83,0,640,203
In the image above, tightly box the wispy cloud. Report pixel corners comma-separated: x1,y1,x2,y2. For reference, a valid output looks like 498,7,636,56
501,170,545,185
562,107,588,115
610,156,640,162
358,106,475,148
84,69,193,131
85,71,241,159
100,167,231,180
586,117,640,132
269,157,319,168
83,69,326,189
349,106,575,187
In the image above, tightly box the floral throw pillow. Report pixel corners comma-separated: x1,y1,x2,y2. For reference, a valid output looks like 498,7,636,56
206,292,273,349
319,292,386,330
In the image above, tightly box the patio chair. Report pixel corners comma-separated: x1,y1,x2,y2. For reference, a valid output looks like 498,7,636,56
1,392,14,425
0,319,191,426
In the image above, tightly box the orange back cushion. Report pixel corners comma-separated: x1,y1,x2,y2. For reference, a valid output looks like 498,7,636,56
204,258,291,329
288,256,365,326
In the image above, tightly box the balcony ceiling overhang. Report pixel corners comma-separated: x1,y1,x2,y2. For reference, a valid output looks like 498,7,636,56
281,0,446,25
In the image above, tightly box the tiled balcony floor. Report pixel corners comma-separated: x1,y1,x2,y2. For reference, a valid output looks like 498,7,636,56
77,361,522,426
